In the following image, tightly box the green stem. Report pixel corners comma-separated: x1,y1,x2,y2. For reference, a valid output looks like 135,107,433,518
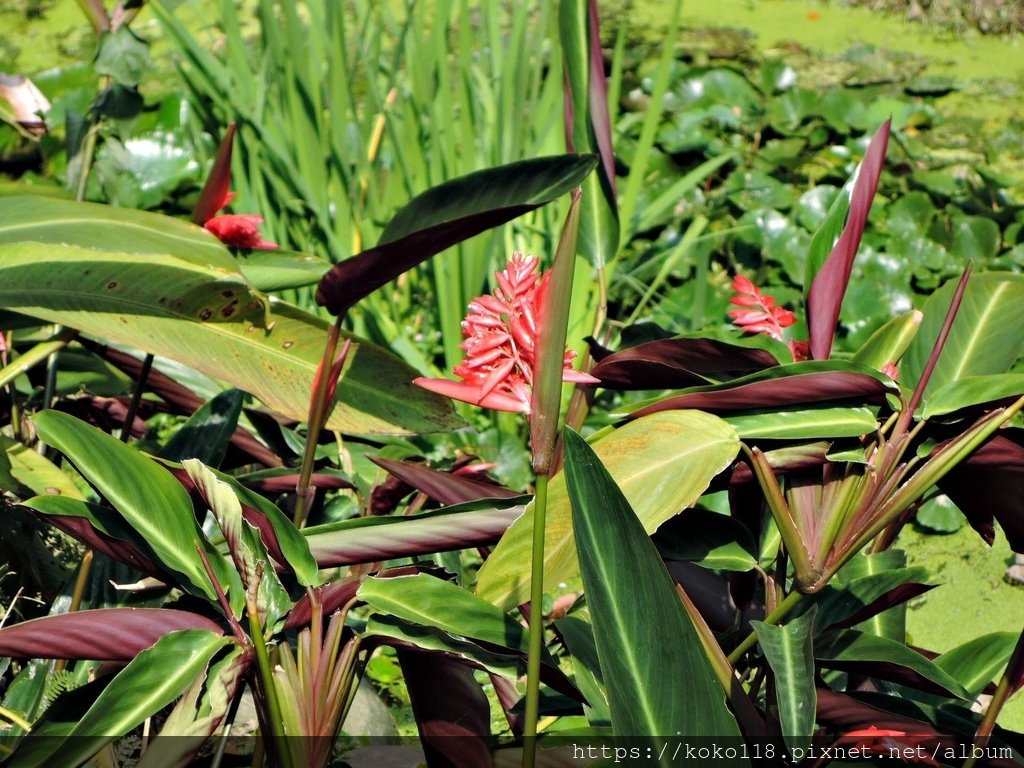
0,704,32,732
0,331,76,389
964,672,1016,768
294,318,343,528
249,606,298,768
522,471,550,768
727,590,804,667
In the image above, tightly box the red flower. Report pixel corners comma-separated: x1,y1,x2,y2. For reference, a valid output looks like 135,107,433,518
414,252,598,413
202,190,278,250
728,274,796,341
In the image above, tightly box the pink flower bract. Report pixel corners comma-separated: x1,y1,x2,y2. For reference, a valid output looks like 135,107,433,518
728,274,797,341
415,252,599,413
204,213,278,250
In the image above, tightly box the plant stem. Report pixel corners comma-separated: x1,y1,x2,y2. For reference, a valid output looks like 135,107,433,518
54,548,94,673
522,470,550,768
294,318,344,528
0,704,32,732
118,353,154,442
727,590,804,666
249,606,298,768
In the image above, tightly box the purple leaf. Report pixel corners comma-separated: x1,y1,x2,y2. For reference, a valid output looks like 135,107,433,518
397,649,493,768
591,337,779,389
316,155,597,316
371,457,520,506
807,120,891,360
306,506,523,568
938,433,1024,551
0,608,224,660
630,370,892,419
41,514,169,583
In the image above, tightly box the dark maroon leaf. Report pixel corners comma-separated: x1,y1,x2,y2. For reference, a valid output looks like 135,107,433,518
371,456,520,506
1006,630,1024,695
816,689,952,747
591,337,780,390
316,155,597,316
41,514,169,583
629,369,892,419
306,506,523,567
240,472,353,494
807,120,891,360
0,608,224,660
397,649,492,768
727,443,831,486
826,583,936,631
937,433,1024,551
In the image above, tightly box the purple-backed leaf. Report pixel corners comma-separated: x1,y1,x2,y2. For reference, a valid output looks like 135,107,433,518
167,462,318,585
826,583,936,631
591,337,781,390
937,433,1024,551
806,119,891,360
624,361,895,419
304,503,525,568
727,442,831,486
397,649,492,768
38,513,168,583
0,608,224,660
816,689,952,746
1007,631,1024,695
284,565,443,630
316,155,597,316
239,471,353,495
191,123,235,224
370,456,520,506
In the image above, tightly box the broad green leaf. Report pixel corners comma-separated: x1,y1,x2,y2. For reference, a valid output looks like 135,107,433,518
0,434,83,499
851,310,923,371
914,494,965,534
0,242,459,434
182,459,291,631
362,613,519,680
653,508,758,572
561,428,743,759
94,27,151,87
935,632,1018,698
235,249,330,291
0,195,236,272
902,273,1024,402
724,406,877,439
32,411,231,604
825,550,921,640
921,374,1024,420
358,574,529,656
752,608,817,755
8,630,231,768
476,411,740,610
816,630,969,698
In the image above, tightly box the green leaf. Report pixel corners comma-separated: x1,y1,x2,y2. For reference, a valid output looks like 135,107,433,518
0,242,459,434
235,249,330,292
851,310,923,371
920,374,1024,420
182,459,290,632
0,196,237,272
751,608,817,755
32,410,230,603
815,630,969,698
476,411,740,610
724,406,878,439
561,428,743,758
362,613,519,680
914,494,965,534
358,574,529,656
160,388,243,466
653,508,758,572
555,613,611,726
810,561,928,640
902,273,1024,402
9,630,230,768
0,434,83,499
935,632,1018,698
94,27,151,87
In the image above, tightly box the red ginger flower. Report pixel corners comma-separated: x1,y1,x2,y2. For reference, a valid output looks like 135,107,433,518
728,274,796,341
414,252,599,413
203,191,278,250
